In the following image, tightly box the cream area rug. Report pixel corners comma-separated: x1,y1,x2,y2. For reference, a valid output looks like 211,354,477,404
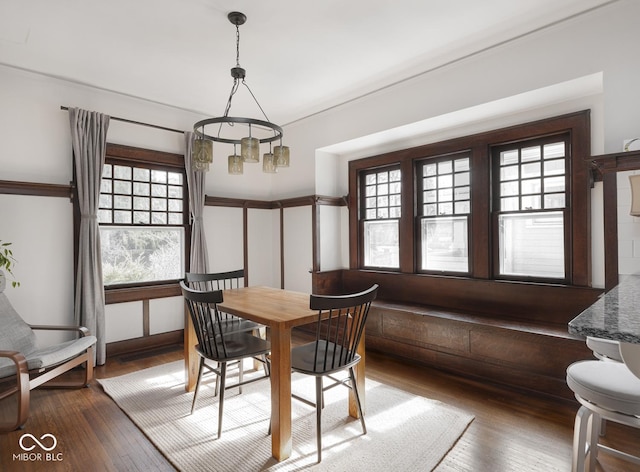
99,361,473,472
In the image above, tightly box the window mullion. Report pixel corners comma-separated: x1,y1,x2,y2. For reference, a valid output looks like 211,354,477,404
399,158,414,272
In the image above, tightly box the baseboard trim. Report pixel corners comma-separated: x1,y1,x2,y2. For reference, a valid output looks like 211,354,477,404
106,330,183,358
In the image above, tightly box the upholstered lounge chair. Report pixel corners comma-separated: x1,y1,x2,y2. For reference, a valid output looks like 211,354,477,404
0,283,97,432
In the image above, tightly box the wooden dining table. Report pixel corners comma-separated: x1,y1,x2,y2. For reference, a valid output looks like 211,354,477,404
183,285,367,462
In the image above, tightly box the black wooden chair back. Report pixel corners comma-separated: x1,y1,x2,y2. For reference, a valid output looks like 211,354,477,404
180,281,228,359
185,269,245,291
307,284,378,373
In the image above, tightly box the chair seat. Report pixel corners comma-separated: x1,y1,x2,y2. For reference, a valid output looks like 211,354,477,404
218,317,262,335
291,340,360,375
195,332,270,363
566,360,640,415
0,335,97,378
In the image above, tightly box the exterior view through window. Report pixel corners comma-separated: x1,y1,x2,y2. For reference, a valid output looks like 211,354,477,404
362,167,401,268
495,139,567,279
418,154,470,273
98,163,185,285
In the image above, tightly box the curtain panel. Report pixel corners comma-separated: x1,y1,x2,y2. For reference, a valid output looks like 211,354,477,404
69,107,110,365
184,132,209,274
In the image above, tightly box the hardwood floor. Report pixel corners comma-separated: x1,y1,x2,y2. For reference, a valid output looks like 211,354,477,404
1,344,639,471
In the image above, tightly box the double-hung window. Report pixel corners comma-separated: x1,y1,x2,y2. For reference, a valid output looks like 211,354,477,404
361,166,401,269
350,111,590,286
96,145,188,287
492,137,568,280
418,153,471,273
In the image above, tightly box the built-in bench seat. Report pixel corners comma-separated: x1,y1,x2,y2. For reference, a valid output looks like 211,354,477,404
370,299,582,339
366,299,593,400
313,270,603,401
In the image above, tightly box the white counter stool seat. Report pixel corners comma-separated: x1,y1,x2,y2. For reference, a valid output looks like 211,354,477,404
566,360,640,471
586,337,623,362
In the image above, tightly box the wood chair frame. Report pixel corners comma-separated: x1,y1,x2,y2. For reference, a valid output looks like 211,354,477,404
0,324,95,432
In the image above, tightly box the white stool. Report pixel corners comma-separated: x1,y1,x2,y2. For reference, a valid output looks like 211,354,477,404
586,336,622,362
566,360,640,471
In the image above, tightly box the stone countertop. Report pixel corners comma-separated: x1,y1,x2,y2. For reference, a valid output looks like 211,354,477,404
569,275,640,344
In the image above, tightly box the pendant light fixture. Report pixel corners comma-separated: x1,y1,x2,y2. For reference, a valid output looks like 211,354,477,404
193,11,290,174
263,143,277,173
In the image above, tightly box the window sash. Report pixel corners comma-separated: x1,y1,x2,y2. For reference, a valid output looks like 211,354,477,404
363,219,400,269
498,211,565,279
419,215,469,273
100,226,186,286
492,135,569,281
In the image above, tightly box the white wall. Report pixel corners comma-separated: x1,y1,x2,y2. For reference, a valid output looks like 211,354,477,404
3,0,640,343
0,65,284,342
282,206,313,292
319,205,344,272
247,208,279,287
0,194,74,346
204,206,244,272
105,302,143,343
618,170,640,275
305,1,640,284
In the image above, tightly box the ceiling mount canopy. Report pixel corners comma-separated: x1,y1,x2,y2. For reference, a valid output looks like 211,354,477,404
192,11,290,174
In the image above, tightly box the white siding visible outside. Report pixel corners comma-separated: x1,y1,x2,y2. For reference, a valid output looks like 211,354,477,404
618,170,640,275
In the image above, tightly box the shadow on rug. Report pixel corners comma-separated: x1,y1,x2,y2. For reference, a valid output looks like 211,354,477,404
99,361,473,471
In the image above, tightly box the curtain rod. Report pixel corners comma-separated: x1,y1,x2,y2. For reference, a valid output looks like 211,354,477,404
60,106,185,135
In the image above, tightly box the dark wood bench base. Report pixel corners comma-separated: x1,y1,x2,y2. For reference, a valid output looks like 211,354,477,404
365,301,592,401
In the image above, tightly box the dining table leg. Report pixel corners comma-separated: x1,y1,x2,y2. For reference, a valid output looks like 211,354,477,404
270,325,292,461
349,328,366,418
184,306,198,392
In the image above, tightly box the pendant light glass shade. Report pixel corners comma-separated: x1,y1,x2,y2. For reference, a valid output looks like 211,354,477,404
193,139,213,172
263,152,277,173
241,137,260,163
228,153,243,175
274,145,290,167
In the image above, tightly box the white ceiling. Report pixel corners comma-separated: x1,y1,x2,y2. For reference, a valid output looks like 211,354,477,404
0,0,614,126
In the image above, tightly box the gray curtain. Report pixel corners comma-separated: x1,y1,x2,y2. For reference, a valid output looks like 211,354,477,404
69,108,110,365
185,132,209,274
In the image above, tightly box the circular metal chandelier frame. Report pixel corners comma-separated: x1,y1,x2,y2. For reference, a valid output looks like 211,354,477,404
193,116,283,145
193,11,285,148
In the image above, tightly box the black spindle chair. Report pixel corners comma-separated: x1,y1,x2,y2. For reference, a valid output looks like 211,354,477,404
185,270,266,395
290,284,378,462
180,281,270,438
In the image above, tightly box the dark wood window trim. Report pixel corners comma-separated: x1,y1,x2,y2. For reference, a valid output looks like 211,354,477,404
72,143,190,303
416,152,472,275
490,134,571,284
0,180,72,198
359,164,402,271
349,110,591,287
589,148,640,289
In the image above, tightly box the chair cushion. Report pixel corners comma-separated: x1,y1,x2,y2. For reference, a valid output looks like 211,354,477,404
0,335,97,378
0,293,36,354
566,360,640,415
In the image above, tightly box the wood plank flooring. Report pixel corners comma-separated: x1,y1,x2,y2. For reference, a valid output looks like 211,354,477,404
1,344,639,471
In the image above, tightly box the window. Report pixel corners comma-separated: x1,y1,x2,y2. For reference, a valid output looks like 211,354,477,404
361,166,401,269
71,144,190,292
418,154,471,273
349,111,591,286
98,162,186,285
493,138,568,280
